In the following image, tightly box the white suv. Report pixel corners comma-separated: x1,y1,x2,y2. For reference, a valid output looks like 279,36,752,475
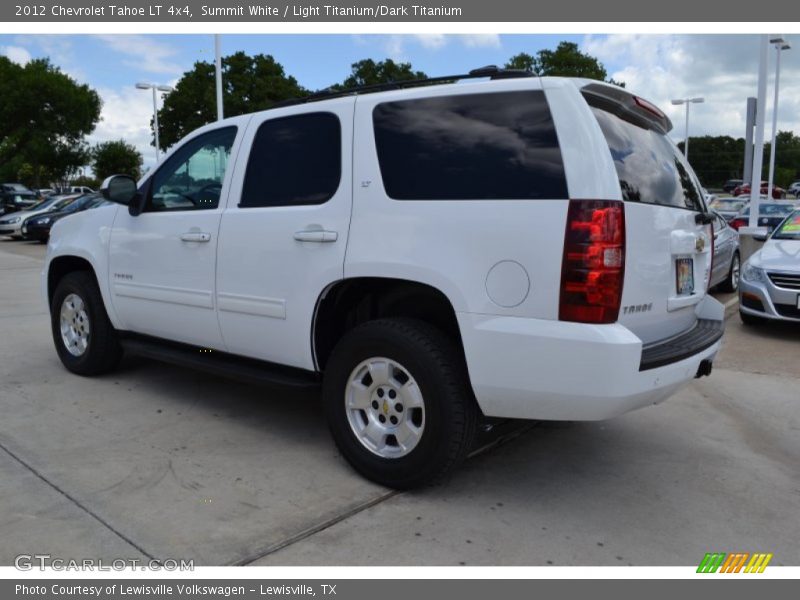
43,70,724,488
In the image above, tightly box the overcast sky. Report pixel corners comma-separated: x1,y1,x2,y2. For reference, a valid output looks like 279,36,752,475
1,33,798,172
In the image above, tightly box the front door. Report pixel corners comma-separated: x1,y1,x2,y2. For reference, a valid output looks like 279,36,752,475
108,125,241,348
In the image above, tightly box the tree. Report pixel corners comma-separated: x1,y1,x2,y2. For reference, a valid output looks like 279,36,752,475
92,140,143,180
0,57,100,187
335,59,427,89
157,52,307,150
505,42,623,86
677,136,745,188
679,131,800,188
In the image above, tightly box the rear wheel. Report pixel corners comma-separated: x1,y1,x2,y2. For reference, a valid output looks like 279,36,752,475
51,271,122,375
739,310,766,327
719,252,740,292
323,318,478,489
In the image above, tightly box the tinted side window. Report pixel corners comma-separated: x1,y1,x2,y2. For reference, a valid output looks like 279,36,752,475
240,112,341,208
372,91,568,200
588,104,704,211
148,126,237,212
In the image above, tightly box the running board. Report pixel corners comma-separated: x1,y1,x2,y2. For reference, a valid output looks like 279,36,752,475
120,335,320,390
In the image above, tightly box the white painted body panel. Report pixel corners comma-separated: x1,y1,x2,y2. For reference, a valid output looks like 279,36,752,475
43,204,120,324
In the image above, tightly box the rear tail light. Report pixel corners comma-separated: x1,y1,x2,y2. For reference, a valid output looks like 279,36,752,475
729,218,747,230
559,199,625,324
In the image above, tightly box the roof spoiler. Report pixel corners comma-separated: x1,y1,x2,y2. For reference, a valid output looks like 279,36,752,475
581,82,673,135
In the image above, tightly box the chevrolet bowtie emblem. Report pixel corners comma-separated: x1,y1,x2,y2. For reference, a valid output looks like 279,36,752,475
382,400,390,415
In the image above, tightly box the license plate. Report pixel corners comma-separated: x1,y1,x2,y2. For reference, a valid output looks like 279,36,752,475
676,258,694,295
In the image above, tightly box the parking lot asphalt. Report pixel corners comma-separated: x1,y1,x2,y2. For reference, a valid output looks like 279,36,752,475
1,239,798,567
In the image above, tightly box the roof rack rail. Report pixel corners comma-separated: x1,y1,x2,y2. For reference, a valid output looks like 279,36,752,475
272,65,534,109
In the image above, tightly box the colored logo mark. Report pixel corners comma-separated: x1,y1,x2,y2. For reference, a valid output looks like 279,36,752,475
697,552,773,573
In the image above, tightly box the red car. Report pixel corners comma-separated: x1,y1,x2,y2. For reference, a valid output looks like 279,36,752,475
732,181,787,199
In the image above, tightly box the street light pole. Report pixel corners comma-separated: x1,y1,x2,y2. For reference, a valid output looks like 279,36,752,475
671,97,705,160
136,82,175,164
766,37,791,200
215,34,224,121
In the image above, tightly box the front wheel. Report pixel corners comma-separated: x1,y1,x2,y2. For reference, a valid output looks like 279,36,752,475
51,271,122,375
323,318,478,489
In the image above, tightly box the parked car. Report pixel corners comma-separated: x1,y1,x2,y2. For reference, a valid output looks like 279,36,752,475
739,209,800,325
729,202,796,232
710,211,740,292
1,182,33,194
43,72,724,488
733,181,787,199
55,185,95,195
0,194,80,238
708,197,747,222
788,181,800,198
722,179,743,194
37,188,57,199
21,193,106,242
0,191,39,216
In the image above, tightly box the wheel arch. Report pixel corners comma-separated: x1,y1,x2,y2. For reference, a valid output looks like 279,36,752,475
312,277,466,372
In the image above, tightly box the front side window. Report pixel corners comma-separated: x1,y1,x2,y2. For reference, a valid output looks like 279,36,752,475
372,91,568,200
148,126,237,212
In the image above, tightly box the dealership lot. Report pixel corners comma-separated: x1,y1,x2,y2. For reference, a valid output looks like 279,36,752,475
0,240,798,566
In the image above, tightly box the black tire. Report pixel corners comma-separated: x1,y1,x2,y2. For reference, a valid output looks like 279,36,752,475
323,318,478,489
719,251,740,293
739,310,766,327
51,271,122,375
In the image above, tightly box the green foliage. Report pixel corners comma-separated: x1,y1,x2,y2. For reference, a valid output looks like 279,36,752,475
680,131,800,189
0,57,100,187
157,52,307,150
505,42,622,86
92,139,143,180
71,174,100,190
335,59,428,89
677,136,745,188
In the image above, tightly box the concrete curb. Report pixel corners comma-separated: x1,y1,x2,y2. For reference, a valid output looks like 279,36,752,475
723,296,739,320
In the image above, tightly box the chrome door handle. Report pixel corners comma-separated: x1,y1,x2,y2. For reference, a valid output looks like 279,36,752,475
180,232,211,243
293,229,338,243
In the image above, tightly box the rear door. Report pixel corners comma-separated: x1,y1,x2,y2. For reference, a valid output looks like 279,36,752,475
580,84,713,344
215,98,355,370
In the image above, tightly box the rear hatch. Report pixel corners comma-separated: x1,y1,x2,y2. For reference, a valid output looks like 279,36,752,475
581,83,714,345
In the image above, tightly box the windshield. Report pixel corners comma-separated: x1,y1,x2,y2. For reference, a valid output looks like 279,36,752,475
710,199,746,212
772,211,800,240
53,197,78,211
740,203,795,217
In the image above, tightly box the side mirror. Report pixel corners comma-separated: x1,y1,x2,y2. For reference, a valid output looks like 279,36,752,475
100,175,137,206
753,233,768,242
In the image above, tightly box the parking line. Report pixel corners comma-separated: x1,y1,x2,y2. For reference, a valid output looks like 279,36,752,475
0,436,155,562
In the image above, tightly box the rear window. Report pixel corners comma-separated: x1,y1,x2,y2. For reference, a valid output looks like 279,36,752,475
588,101,705,211
372,90,568,200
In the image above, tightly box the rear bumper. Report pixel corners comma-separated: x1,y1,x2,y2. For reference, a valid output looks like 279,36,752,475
457,295,724,421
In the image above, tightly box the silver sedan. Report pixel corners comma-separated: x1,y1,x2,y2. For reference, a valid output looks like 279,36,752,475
739,209,800,325
710,210,740,292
